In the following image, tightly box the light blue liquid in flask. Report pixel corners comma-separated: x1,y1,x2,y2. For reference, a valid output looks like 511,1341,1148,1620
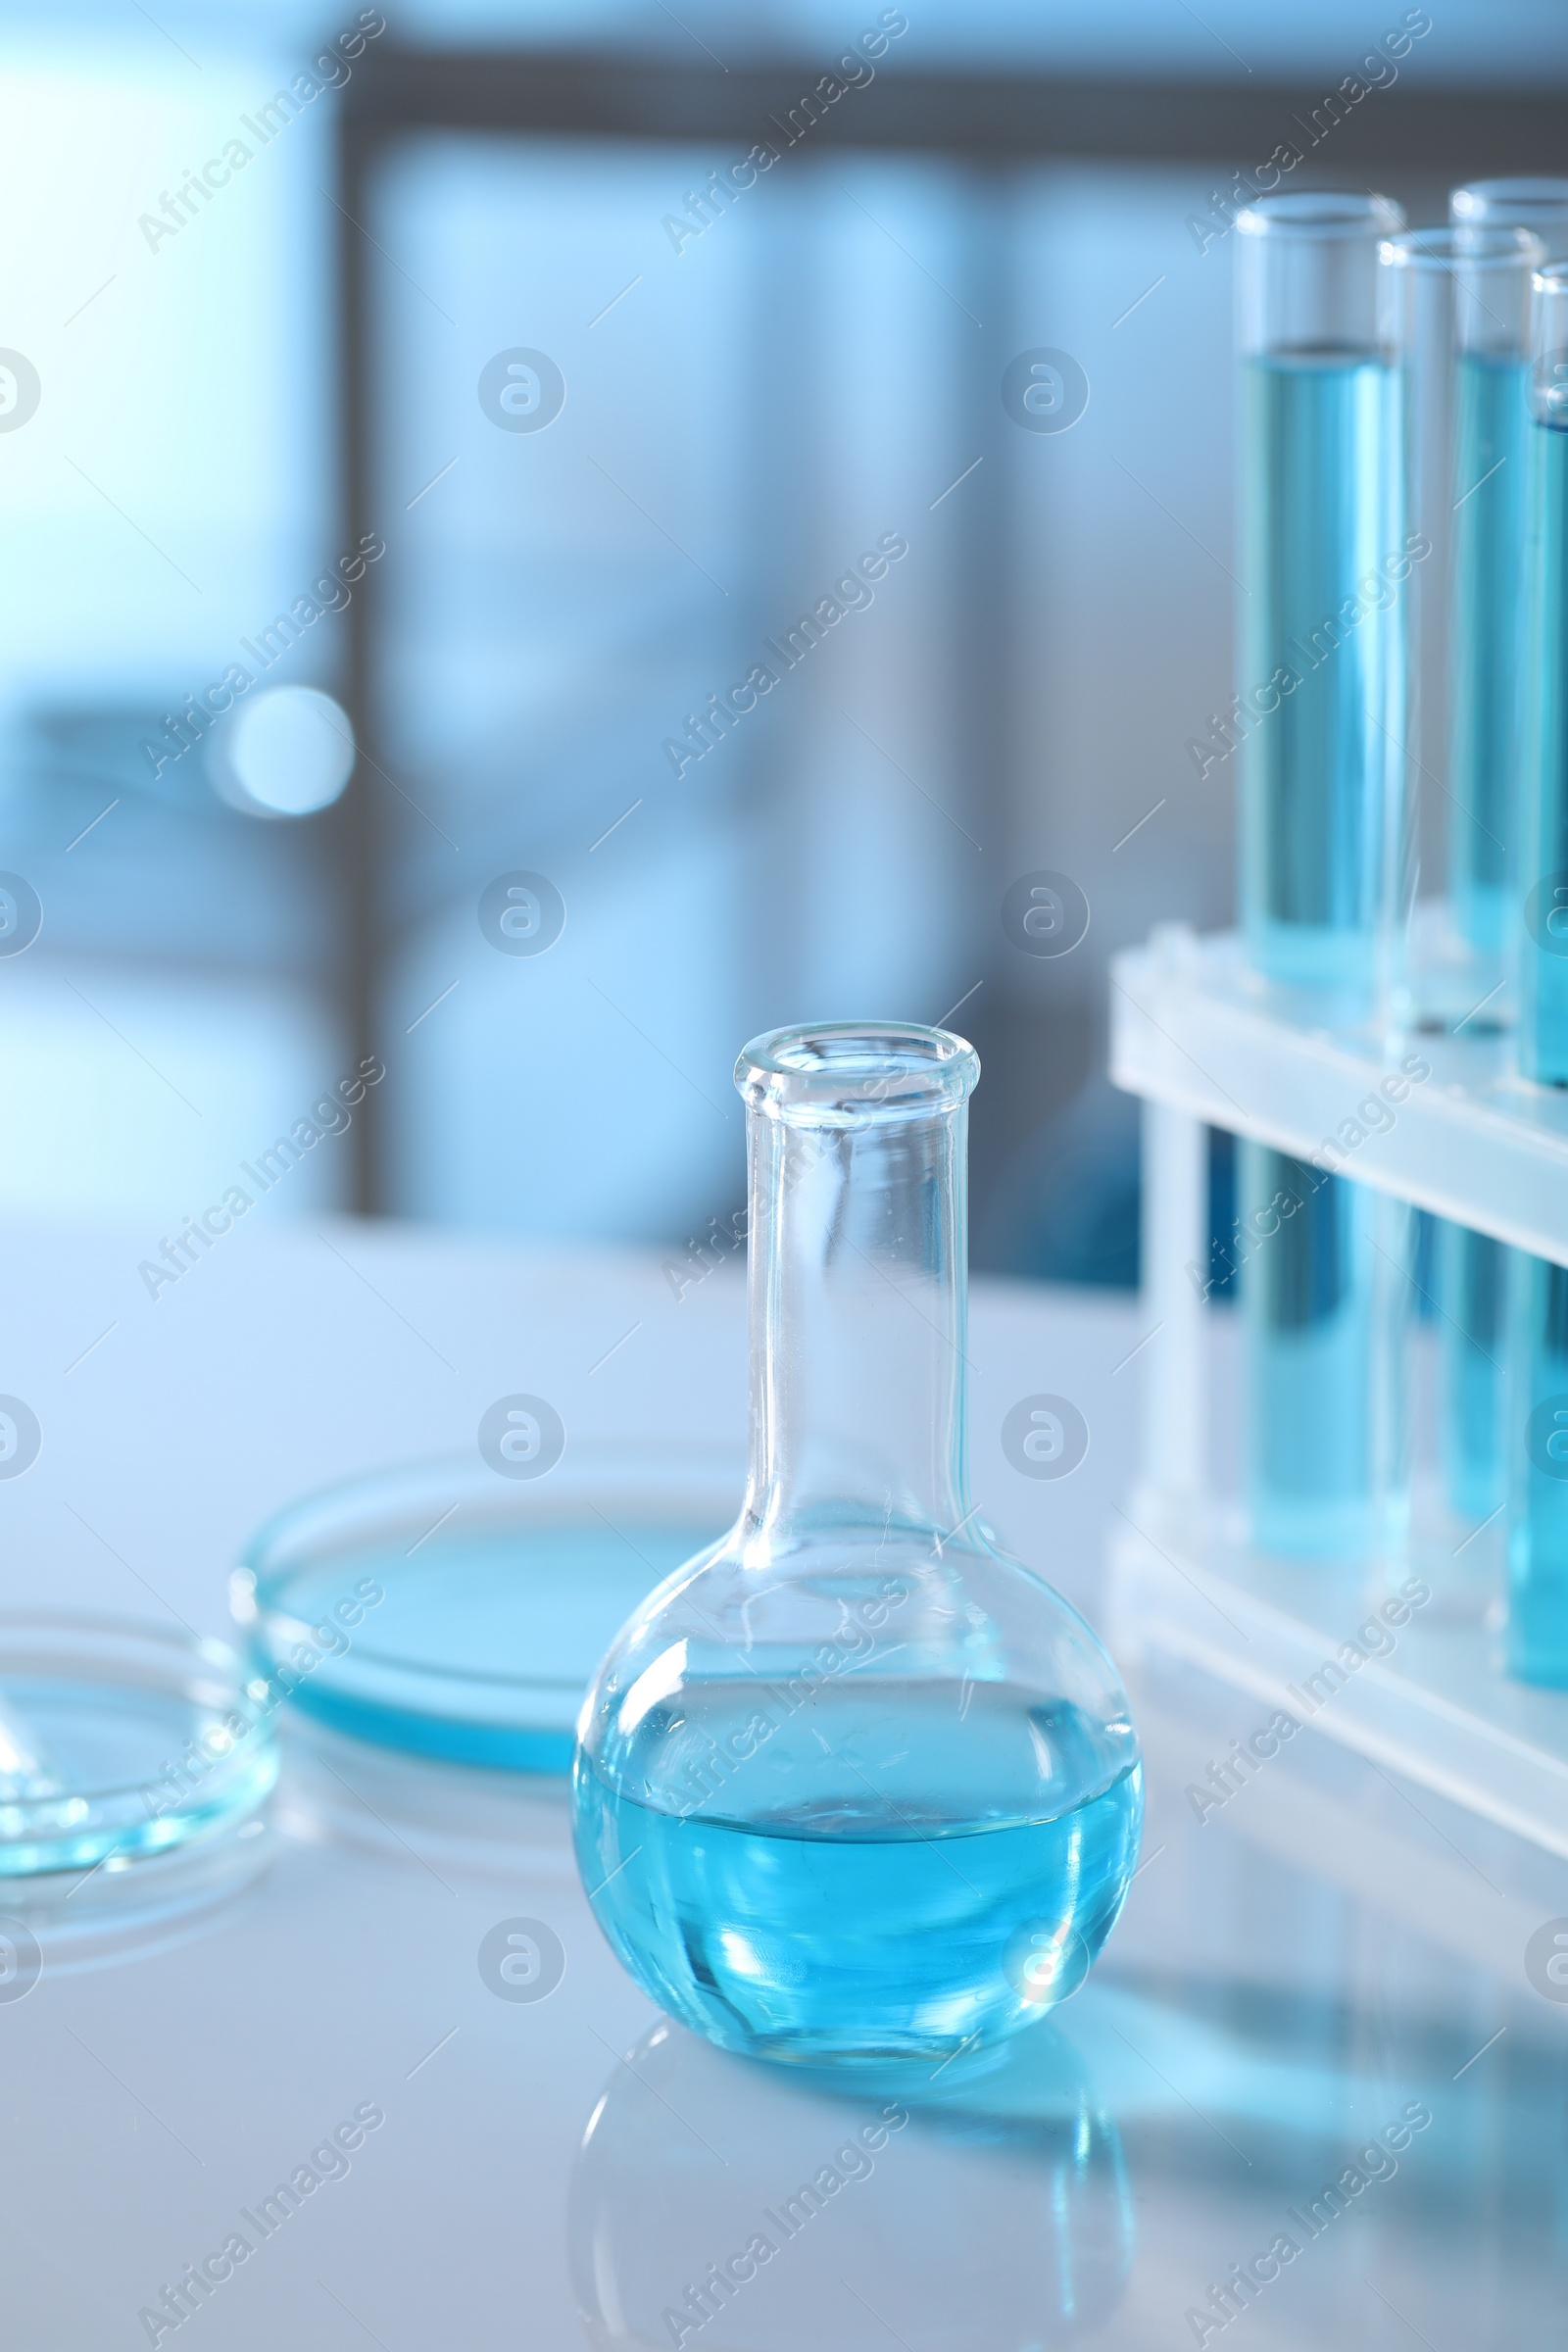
574,1681,1140,2062
572,1025,1142,2065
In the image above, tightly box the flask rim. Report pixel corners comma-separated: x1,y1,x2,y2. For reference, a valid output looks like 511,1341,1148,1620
735,1021,979,1122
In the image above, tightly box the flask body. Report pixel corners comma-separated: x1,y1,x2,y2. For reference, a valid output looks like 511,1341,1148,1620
572,1024,1142,2064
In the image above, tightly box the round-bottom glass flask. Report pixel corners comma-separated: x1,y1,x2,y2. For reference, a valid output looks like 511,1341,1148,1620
572,1024,1142,2066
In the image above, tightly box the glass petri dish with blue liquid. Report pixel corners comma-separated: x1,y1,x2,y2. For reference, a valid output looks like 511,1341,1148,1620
233,1445,740,1771
0,1614,278,1878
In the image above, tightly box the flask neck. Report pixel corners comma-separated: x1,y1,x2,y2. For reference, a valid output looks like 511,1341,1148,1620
742,1098,971,1544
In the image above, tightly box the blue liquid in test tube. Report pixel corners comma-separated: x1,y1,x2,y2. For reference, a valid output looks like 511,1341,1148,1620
1509,1253,1568,1684
1444,344,1522,1514
1397,215,1546,1534
1447,179,1568,974
1439,1219,1507,1524
1449,350,1535,961
1521,401,1568,1080
1512,256,1568,1678
1239,352,1400,998
1446,187,1568,1580
1239,1143,1407,1560
1235,193,1405,1560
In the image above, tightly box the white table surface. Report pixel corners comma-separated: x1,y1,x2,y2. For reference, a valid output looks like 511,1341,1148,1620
1,1218,1562,2350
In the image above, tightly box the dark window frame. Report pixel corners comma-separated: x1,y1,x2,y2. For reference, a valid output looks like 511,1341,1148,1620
335,47,1567,1208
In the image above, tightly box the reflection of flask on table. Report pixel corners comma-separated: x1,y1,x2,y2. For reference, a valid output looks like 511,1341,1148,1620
1233,192,1407,1560
568,2014,1133,2352
573,1024,1142,2066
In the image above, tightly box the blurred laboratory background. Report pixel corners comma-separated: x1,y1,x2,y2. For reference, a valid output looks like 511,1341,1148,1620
4,0,1566,1280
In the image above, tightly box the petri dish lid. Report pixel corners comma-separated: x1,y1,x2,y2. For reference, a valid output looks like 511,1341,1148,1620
0,1613,278,1881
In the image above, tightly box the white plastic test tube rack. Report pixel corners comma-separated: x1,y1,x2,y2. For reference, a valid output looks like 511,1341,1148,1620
1107,918,1568,1887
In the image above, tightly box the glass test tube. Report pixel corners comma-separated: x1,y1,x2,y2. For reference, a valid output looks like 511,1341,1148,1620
1451,177,1568,260
1236,1140,1410,1561
1234,193,1409,1562
1517,261,1568,1077
1446,189,1568,1549
1508,1252,1568,1685
1508,260,1568,1684
1383,224,1543,1532
1438,1214,1507,1524
1446,193,1568,958
1237,191,1404,1003
1382,226,1542,973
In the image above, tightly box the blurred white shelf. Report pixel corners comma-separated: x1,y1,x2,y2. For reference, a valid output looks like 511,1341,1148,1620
1109,1512,1568,1865
1110,920,1568,1268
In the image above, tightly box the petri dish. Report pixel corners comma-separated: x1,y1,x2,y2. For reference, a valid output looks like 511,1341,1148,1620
232,1444,739,1771
0,1614,279,1878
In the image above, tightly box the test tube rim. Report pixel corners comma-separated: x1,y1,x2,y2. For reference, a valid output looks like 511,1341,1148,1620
1379,221,1545,273
1236,189,1404,242
1452,176,1568,222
